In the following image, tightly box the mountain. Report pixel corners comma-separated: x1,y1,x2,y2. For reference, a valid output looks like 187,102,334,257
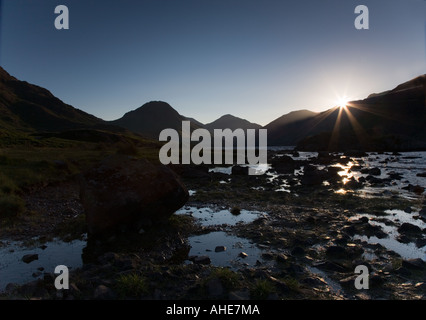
110,101,202,138
0,66,106,132
294,74,426,151
265,110,318,146
0,66,142,145
204,114,261,132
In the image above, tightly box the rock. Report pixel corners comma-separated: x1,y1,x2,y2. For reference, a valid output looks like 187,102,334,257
419,207,426,219
273,253,288,264
79,155,189,237
169,164,211,181
93,285,116,300
398,223,422,235
313,261,348,272
339,275,357,288
361,223,388,239
402,184,425,194
238,252,248,258
395,267,412,277
401,258,425,270
396,235,411,244
368,168,381,176
270,155,295,174
215,246,226,252
416,172,426,178
388,172,403,180
404,207,412,214
261,252,274,260
291,247,305,256
231,165,249,175
370,273,385,288
415,238,426,248
22,254,38,264
345,179,363,189
326,245,347,258
344,150,367,158
301,165,324,186
193,255,211,265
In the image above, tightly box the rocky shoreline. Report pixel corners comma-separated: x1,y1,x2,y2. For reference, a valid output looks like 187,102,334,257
1,150,425,300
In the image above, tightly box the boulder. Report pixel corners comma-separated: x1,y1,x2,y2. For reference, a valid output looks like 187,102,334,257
301,165,324,186
79,155,189,237
231,165,249,175
270,155,296,174
22,254,38,264
398,223,422,235
402,258,425,270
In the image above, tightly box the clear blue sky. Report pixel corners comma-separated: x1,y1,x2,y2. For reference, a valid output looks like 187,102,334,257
1,0,425,126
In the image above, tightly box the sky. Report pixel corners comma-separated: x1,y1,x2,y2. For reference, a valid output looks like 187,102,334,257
0,0,425,126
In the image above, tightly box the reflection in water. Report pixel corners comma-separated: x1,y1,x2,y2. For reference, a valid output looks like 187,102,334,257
351,210,426,261
188,231,266,269
0,238,86,292
175,206,265,227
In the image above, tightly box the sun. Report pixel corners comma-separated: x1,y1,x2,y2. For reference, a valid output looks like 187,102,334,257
336,96,349,109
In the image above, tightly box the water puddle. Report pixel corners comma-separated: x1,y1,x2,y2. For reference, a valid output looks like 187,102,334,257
175,206,265,227
176,206,269,269
188,231,266,269
0,238,86,292
351,209,426,261
307,266,345,296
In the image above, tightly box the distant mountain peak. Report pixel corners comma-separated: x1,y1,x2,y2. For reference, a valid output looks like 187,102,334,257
204,114,261,131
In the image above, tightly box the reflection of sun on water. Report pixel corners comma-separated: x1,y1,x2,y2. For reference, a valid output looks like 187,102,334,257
333,161,355,185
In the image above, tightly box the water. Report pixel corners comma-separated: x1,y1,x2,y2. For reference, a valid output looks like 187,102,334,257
0,238,86,292
188,232,266,269
351,209,426,261
284,151,426,199
175,206,265,226
176,206,269,269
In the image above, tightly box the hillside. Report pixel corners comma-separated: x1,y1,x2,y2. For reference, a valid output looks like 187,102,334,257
264,110,318,146
0,67,144,146
295,74,426,151
110,101,203,139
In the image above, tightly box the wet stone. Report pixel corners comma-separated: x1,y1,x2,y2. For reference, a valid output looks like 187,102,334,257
22,254,38,264
214,246,226,252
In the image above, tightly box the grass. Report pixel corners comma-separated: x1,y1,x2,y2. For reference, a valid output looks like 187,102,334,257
208,267,240,291
115,273,149,298
250,279,275,300
0,194,25,219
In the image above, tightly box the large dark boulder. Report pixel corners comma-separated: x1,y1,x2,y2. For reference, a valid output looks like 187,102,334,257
270,155,296,174
79,155,189,237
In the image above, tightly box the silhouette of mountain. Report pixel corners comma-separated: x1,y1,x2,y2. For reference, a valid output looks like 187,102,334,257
0,66,141,145
265,110,318,146
0,67,107,132
295,74,426,151
110,101,202,138
204,114,261,131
